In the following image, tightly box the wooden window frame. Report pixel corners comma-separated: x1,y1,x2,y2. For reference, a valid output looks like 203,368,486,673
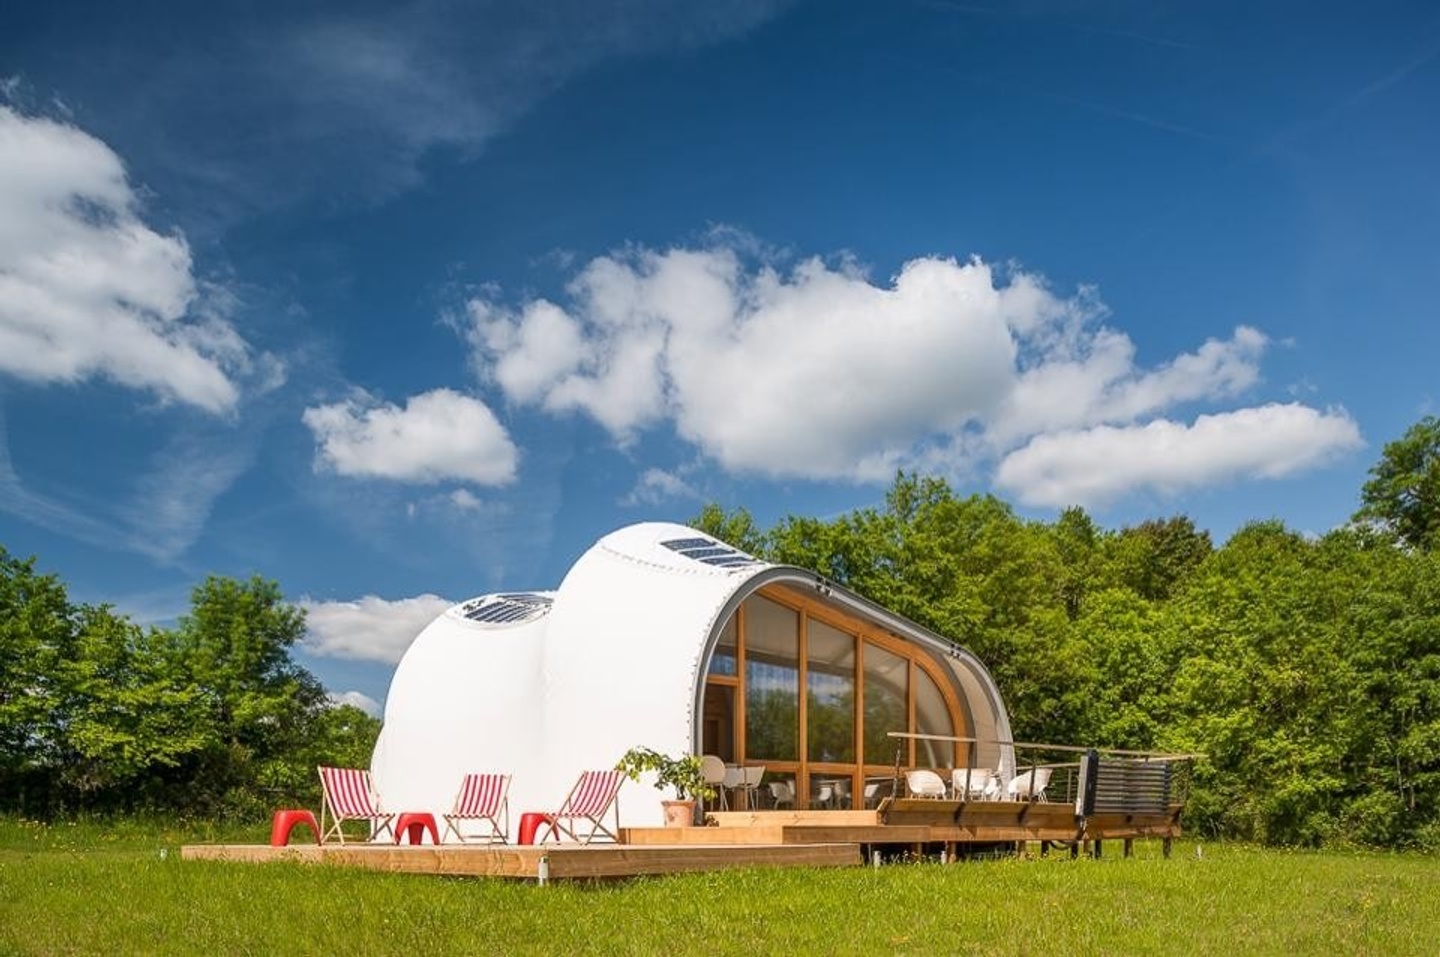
703,583,968,809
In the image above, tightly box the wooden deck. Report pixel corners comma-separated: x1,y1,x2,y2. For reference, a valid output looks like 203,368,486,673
180,840,860,879
183,800,1181,880
620,800,1183,849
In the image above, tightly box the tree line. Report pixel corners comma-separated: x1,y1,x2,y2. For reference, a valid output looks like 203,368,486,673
0,568,379,819
2,417,1437,845
696,417,1440,848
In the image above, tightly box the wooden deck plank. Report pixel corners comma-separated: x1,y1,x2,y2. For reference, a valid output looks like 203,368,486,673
708,810,879,828
621,825,933,845
621,826,790,845
180,841,860,879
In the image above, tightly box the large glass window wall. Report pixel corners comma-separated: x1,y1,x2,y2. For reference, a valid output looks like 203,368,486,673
704,586,965,809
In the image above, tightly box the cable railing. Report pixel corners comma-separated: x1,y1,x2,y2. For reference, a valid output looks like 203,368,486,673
885,731,1201,811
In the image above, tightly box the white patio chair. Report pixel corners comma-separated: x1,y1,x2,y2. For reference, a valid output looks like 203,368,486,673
740,765,766,809
905,769,947,799
952,767,996,800
700,755,728,811
1005,767,1052,802
722,765,745,810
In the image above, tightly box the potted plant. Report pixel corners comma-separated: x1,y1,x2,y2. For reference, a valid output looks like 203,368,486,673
615,746,716,827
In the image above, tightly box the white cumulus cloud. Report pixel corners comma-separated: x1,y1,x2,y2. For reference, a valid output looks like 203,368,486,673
303,387,518,485
328,690,382,718
464,240,1357,502
994,403,1364,508
0,106,266,413
988,325,1269,445
303,594,454,664
469,249,1023,479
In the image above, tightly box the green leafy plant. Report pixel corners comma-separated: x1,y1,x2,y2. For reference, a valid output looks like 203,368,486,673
614,747,715,802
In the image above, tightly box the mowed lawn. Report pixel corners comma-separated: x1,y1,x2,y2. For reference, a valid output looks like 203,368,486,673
1,819,1436,956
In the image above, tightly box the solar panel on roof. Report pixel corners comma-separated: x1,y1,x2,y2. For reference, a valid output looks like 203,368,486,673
462,593,553,624
677,547,733,561
663,537,715,550
660,537,763,569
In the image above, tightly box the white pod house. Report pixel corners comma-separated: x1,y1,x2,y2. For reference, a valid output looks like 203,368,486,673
371,522,1014,839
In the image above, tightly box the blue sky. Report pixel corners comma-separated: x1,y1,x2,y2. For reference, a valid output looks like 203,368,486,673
2,0,1437,713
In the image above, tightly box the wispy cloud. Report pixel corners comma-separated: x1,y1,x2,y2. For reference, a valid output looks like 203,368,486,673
0,410,122,547
1266,34,1440,154
0,404,262,564
39,1,799,222
119,430,260,561
622,468,702,507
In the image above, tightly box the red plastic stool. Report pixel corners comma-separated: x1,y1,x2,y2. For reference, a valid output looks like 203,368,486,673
270,809,321,846
394,812,440,845
517,812,554,845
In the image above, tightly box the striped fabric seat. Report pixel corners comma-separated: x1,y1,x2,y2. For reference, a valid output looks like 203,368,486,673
540,769,626,845
441,772,512,844
317,766,395,844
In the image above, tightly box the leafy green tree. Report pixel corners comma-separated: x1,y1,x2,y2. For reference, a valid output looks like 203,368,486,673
56,607,211,802
303,703,383,772
0,549,380,818
1077,588,1168,749
162,576,328,812
1357,416,1440,551
1108,516,1212,601
1052,507,1103,620
1316,528,1440,845
0,548,73,808
691,503,768,556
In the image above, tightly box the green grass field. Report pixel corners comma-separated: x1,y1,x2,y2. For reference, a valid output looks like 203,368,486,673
1,818,1436,956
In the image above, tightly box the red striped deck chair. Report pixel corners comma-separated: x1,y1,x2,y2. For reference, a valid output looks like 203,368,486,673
317,766,395,844
441,772,512,844
540,769,626,845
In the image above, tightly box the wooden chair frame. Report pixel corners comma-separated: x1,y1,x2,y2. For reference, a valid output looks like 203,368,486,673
542,770,625,845
441,772,512,844
317,766,396,844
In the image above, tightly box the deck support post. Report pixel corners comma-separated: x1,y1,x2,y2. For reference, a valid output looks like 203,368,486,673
1092,840,1103,859
1123,838,1134,858
1163,837,1173,859
1069,842,1079,860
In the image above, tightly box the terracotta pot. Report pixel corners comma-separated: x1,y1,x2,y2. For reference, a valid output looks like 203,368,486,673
661,799,697,827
